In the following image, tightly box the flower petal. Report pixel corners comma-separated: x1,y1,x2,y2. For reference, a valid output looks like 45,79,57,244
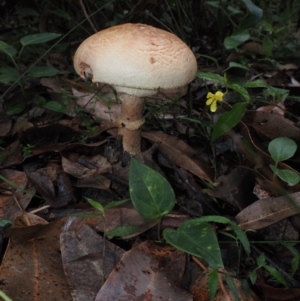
214,91,224,101
207,92,215,99
206,97,214,105
210,100,217,112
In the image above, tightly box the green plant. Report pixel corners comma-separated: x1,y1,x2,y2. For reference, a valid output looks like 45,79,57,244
249,253,288,287
21,143,35,158
127,158,251,300
0,290,13,301
0,33,61,83
268,137,300,186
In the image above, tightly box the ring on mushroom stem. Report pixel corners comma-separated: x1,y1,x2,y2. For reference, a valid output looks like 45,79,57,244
73,23,197,155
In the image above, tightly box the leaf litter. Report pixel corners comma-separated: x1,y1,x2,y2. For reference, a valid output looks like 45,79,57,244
1,2,300,301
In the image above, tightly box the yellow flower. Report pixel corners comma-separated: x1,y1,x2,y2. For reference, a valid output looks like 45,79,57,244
206,91,224,112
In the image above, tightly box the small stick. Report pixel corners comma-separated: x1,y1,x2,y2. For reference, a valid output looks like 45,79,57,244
79,0,98,33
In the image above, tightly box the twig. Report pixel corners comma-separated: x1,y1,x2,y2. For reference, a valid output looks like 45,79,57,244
79,0,98,33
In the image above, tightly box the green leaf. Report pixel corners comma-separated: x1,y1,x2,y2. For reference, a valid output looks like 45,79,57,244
20,33,61,46
263,86,289,101
228,83,250,102
163,219,223,270
239,0,263,30
248,271,257,284
33,94,47,106
129,158,175,219
244,79,269,88
225,275,241,301
192,216,250,255
49,9,72,20
28,66,60,77
263,265,288,287
42,101,67,114
106,226,140,237
208,270,218,301
280,242,300,276
0,40,17,59
0,219,12,227
256,253,265,267
229,221,250,255
270,166,300,186
6,105,24,115
0,290,13,301
0,67,20,84
211,102,247,142
263,36,273,57
104,199,129,209
224,29,250,49
197,72,225,84
224,62,250,72
268,137,297,164
86,198,104,215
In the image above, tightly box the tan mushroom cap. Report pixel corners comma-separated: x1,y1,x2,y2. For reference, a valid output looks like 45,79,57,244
74,23,197,97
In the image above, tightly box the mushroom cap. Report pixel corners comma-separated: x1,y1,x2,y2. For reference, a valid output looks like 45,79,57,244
74,23,197,97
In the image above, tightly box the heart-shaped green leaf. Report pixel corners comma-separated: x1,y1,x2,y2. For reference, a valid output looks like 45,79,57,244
129,158,175,219
163,219,223,270
268,137,297,164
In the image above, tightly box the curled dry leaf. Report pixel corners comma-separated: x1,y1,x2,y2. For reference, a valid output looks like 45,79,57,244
142,131,213,183
24,166,72,208
256,102,285,115
244,111,300,142
236,191,300,230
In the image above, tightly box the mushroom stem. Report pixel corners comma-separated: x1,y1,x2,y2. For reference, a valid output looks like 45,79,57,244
117,94,145,155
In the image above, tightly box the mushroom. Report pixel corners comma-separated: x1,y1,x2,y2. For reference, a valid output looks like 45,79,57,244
74,23,197,155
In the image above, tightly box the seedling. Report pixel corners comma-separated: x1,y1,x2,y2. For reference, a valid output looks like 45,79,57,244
268,137,300,186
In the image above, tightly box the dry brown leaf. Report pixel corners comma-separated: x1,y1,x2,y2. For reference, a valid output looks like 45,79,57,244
0,169,35,221
208,167,256,209
244,111,300,142
227,41,265,61
256,102,285,115
142,131,213,183
62,154,111,178
236,191,300,230
72,87,120,123
0,214,71,301
257,279,300,301
60,223,125,301
0,140,23,167
24,166,72,208
0,112,12,137
95,241,191,301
